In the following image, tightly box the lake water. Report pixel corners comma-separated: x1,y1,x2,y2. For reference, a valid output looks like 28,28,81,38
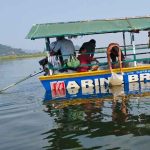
0,58,150,150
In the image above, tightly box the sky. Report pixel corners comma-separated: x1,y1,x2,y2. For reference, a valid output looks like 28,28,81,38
0,0,150,51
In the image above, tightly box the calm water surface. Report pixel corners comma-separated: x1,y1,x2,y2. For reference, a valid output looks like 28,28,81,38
0,58,150,150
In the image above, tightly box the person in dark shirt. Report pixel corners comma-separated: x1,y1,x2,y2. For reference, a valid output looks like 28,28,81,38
79,39,96,59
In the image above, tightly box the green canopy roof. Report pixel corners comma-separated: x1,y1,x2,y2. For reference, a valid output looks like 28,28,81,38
26,16,150,40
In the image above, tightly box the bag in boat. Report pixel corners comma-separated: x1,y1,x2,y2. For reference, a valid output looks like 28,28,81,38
67,55,80,68
109,72,123,86
90,60,99,71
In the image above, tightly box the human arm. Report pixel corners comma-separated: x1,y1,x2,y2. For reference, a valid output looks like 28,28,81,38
107,44,115,72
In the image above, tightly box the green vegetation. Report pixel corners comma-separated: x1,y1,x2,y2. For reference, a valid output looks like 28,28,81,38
0,53,46,60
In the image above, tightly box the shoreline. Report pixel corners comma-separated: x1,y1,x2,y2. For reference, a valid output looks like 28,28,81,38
0,53,46,60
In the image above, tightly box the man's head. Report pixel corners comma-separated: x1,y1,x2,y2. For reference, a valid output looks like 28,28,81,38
56,36,65,41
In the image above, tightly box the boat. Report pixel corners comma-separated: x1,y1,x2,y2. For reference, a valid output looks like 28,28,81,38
26,16,150,99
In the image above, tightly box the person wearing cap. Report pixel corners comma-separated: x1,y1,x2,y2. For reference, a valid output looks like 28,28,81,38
79,39,96,59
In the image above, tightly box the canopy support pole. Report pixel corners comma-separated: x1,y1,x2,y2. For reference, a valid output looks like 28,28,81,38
123,32,127,56
148,31,150,48
45,38,53,75
45,37,50,51
131,33,137,67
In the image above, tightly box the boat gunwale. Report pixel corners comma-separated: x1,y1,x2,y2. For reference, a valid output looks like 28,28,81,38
39,65,150,80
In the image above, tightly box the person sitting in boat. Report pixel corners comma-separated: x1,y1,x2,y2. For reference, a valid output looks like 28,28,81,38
50,36,76,67
39,56,49,76
107,43,125,69
77,47,99,72
79,39,96,59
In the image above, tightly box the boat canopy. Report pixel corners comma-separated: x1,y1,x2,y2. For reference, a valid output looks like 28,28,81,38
26,16,150,40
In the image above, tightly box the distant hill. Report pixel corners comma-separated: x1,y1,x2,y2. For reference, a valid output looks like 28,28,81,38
0,43,81,56
0,44,27,56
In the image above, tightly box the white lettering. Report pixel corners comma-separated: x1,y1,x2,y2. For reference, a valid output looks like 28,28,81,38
67,81,80,89
140,73,150,81
81,80,94,94
140,82,150,92
67,81,80,95
67,88,79,95
94,79,99,86
129,82,139,91
99,78,109,86
101,86,110,93
94,79,100,93
128,74,138,82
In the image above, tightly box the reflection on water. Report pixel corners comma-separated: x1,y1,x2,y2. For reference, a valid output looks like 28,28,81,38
43,91,150,150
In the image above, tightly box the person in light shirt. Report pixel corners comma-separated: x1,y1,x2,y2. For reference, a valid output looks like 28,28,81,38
50,36,75,66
